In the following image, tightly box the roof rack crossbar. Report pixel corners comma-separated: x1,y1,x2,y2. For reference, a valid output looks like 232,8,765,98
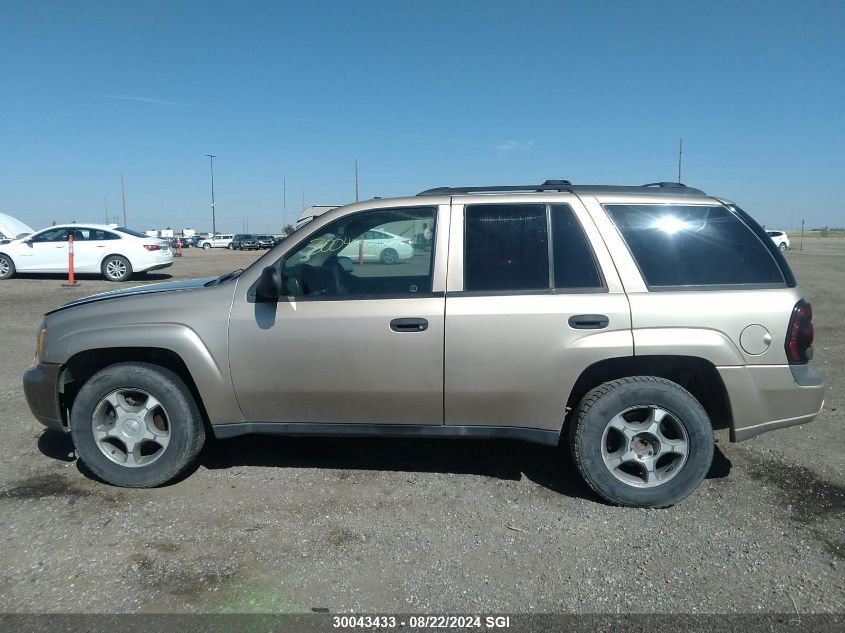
417,179,572,196
641,182,689,188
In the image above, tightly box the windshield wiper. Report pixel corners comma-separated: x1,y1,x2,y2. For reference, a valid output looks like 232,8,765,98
206,269,243,286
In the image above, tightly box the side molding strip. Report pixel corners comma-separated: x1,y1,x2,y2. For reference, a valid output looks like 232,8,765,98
212,422,560,446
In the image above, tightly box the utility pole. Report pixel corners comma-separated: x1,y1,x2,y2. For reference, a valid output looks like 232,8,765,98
677,138,683,183
283,176,287,230
120,175,127,226
206,154,217,235
355,159,359,202
104,198,109,224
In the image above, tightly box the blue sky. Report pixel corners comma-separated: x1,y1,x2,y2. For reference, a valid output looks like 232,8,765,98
1,0,843,233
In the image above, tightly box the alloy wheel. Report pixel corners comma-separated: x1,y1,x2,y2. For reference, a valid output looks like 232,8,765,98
91,388,171,467
105,259,127,279
600,405,689,488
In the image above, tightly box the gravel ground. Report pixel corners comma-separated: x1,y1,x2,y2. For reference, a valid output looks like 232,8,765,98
0,244,842,616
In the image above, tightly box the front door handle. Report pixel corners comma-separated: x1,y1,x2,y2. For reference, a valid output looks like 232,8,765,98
568,314,609,329
390,318,428,332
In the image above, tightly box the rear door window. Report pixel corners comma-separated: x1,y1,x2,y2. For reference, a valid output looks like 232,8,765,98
605,204,784,287
464,204,549,291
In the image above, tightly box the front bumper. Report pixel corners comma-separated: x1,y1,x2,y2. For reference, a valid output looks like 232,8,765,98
718,364,825,442
22,362,65,432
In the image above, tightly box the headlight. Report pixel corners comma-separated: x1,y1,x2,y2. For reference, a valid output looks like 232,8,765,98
31,324,47,367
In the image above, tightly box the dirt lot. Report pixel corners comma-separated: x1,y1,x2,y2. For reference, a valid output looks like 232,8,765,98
0,244,842,615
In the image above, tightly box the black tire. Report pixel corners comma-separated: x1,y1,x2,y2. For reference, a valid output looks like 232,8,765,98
569,376,713,508
779,243,787,251
228,243,234,250
101,255,133,282
202,243,211,250
0,253,15,280
70,362,206,487
380,248,399,264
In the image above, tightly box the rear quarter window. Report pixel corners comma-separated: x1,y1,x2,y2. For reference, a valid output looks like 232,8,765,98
605,204,785,288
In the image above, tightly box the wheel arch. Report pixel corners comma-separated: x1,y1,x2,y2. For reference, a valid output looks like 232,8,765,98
60,347,211,433
565,355,732,432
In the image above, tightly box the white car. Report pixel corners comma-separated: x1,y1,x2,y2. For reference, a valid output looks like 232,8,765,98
299,229,415,265
0,224,173,282
198,234,234,249
766,230,790,251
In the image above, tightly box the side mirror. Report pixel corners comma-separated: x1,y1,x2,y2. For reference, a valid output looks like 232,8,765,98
255,266,281,302
336,256,354,273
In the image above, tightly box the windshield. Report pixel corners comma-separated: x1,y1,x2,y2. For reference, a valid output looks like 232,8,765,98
115,227,149,238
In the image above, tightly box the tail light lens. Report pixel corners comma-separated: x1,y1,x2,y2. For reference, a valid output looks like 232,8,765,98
403,239,412,245
785,300,814,364
143,244,161,251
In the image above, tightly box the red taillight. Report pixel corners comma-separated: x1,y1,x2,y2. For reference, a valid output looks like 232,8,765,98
785,300,814,364
143,244,161,251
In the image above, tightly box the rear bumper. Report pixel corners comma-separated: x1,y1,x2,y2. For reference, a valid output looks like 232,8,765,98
137,262,173,273
22,362,65,432
718,364,825,442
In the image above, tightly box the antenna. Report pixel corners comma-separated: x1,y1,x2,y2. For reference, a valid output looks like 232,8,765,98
678,138,683,183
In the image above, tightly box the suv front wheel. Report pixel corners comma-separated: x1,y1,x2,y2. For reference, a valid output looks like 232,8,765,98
569,376,713,508
70,362,206,487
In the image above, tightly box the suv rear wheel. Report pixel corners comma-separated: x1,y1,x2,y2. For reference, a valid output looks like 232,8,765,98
70,362,206,487
569,376,713,508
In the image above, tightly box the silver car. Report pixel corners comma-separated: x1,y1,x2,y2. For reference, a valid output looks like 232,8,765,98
23,180,825,507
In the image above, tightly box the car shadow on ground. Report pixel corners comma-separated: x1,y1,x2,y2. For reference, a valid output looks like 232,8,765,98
200,433,733,503
12,272,172,282
36,429,732,503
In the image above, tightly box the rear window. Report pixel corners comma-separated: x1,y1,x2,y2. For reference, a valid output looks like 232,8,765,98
605,204,784,287
115,227,147,238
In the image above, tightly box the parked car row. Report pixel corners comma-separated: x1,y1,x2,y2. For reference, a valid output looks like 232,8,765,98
0,224,173,281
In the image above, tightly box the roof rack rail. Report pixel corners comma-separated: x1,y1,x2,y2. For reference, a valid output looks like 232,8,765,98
417,179,572,196
641,182,689,188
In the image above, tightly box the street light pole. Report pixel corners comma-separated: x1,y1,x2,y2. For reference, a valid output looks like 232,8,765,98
206,154,217,235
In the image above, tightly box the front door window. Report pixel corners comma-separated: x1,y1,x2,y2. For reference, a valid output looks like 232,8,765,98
282,207,437,298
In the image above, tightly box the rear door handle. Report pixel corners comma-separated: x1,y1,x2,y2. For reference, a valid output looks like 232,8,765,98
390,318,428,332
568,314,609,329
